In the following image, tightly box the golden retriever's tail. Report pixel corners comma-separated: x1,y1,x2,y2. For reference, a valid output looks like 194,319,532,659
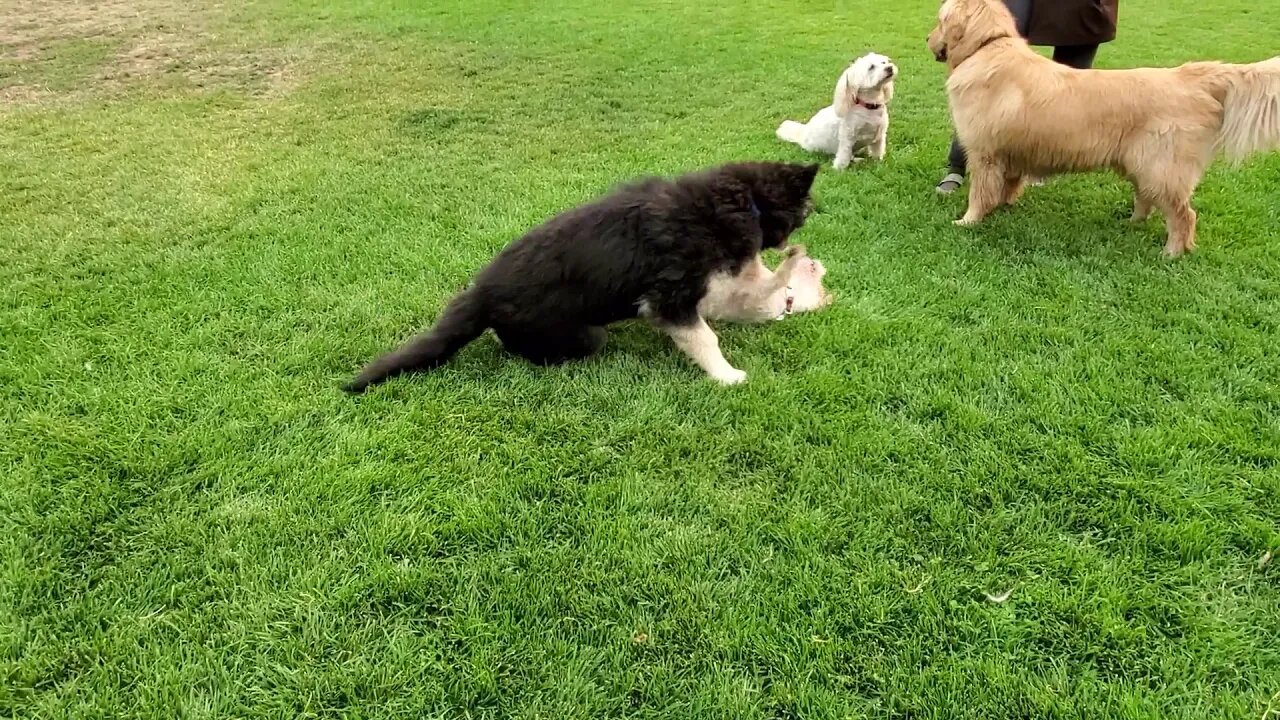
1211,57,1280,163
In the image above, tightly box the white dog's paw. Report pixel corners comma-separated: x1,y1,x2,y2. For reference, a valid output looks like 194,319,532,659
712,367,748,385
954,217,979,227
832,157,850,170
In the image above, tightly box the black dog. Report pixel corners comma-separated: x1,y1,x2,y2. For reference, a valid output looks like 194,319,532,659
343,160,820,392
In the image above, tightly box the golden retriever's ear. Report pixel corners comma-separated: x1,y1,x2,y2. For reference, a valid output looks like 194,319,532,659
942,0,968,58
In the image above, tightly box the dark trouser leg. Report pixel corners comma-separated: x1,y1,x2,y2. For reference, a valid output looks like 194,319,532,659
1005,0,1033,35
948,136,967,175
1052,43,1099,69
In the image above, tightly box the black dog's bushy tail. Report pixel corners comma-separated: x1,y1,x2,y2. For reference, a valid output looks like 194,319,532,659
343,290,487,393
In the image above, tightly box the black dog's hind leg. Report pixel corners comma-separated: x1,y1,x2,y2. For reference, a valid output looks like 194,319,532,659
495,324,607,366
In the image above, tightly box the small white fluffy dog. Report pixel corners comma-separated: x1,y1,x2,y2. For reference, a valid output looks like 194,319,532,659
776,53,897,169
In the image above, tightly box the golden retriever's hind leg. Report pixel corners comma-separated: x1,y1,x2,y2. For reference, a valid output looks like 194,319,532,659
1159,199,1197,258
955,161,1005,226
1002,176,1027,206
1138,151,1208,255
1182,209,1198,254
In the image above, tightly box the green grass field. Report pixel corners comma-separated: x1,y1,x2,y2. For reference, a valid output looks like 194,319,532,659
3,0,1280,717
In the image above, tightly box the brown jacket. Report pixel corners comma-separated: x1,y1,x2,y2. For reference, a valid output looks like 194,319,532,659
1026,0,1119,47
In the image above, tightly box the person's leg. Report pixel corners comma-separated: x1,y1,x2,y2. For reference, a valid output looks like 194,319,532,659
948,136,967,174
1052,44,1099,70
1004,0,1033,36
937,135,968,194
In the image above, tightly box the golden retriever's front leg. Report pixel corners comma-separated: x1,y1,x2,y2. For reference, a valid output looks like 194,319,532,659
1130,192,1154,223
955,161,1005,226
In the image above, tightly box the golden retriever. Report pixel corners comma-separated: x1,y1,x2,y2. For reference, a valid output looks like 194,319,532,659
927,0,1280,256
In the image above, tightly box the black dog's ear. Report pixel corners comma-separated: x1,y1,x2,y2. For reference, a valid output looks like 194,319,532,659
788,163,821,196
710,176,757,217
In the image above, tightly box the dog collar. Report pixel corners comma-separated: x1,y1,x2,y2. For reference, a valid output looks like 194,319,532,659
950,34,1013,69
854,97,883,110
775,286,795,320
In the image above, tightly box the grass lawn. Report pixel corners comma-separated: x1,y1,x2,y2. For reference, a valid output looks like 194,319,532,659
3,0,1280,717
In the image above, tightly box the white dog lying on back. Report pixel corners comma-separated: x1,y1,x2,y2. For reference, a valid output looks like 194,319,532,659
776,53,897,169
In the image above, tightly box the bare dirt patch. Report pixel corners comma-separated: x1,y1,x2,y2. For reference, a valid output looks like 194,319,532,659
0,83,52,104
0,0,302,105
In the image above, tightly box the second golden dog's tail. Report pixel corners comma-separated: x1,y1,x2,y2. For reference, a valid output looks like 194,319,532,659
1199,57,1280,163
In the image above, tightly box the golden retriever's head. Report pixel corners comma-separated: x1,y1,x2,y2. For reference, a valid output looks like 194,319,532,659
927,0,1019,71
